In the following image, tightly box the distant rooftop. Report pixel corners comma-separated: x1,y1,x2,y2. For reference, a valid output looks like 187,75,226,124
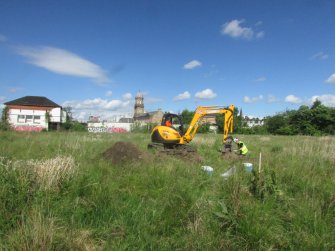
4,96,61,108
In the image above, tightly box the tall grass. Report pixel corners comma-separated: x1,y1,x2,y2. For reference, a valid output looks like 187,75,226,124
0,131,334,250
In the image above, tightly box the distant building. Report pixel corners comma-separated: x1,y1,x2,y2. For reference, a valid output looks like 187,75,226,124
88,115,100,123
244,116,264,127
133,92,164,124
4,96,67,131
119,117,134,123
201,114,217,124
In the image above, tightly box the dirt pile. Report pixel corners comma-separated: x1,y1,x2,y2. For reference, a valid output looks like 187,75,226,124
103,141,149,165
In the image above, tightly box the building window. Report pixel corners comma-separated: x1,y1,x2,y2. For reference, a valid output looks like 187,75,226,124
26,115,33,123
17,115,25,123
34,116,41,124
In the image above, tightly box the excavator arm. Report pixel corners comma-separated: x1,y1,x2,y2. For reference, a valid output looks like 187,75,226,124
180,105,234,144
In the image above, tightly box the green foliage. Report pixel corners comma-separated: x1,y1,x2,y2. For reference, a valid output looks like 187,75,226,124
197,122,210,133
216,107,243,133
70,121,86,131
238,125,268,135
60,121,86,131
45,111,50,123
264,100,335,136
179,110,212,134
0,106,10,131
180,109,194,125
59,107,86,132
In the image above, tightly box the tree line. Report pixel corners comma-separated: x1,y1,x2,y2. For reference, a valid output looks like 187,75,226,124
263,100,335,135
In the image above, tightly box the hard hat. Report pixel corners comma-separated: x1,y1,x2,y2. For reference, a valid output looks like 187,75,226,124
233,138,239,142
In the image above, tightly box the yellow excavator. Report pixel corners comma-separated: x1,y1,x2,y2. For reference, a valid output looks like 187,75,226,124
148,105,235,153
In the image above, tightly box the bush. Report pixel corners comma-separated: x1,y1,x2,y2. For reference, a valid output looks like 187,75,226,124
0,106,10,131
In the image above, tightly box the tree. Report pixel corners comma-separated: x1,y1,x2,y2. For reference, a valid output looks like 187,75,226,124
311,99,322,110
0,106,10,131
180,109,195,125
215,107,242,133
265,113,290,134
61,106,74,130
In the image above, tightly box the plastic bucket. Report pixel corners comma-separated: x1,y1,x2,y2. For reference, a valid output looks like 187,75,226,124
202,166,214,176
243,163,253,172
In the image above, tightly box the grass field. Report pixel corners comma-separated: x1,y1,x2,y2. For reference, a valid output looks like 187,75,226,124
0,131,334,250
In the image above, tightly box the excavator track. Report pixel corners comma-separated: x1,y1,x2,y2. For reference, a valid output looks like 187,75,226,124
148,143,195,155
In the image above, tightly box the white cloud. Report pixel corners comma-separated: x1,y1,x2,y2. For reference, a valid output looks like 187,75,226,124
311,51,329,60
195,89,217,99
325,73,335,84
310,94,335,107
105,90,113,96
174,91,191,101
62,97,133,121
256,31,265,38
267,95,278,103
221,19,264,40
16,46,110,84
144,96,163,104
8,87,23,93
0,34,7,42
285,95,302,104
243,95,263,103
0,96,6,102
63,98,130,110
122,93,132,100
254,76,266,82
183,60,202,70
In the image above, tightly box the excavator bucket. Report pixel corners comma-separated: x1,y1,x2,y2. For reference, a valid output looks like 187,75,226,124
221,135,234,154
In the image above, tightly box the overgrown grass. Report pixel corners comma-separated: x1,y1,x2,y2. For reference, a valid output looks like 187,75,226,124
0,131,334,250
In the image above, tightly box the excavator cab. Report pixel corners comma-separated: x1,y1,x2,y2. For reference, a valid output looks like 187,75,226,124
161,113,185,136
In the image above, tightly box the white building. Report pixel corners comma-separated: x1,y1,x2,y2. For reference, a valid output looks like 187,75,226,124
4,96,67,132
244,116,264,127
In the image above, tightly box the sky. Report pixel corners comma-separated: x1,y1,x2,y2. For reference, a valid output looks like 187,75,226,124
1,0,335,120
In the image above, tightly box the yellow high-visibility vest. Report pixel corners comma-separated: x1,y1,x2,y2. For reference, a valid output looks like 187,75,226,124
239,141,248,155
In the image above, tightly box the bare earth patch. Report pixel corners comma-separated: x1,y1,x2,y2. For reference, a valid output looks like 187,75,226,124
103,141,150,165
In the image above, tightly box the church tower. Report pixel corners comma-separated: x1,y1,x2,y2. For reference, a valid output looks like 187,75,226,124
134,92,144,117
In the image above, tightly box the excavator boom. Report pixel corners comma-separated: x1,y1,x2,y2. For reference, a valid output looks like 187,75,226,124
181,105,234,144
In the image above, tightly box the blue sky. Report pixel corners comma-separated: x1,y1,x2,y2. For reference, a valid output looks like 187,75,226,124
1,0,334,120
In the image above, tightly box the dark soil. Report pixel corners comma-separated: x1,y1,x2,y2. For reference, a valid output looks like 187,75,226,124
103,141,149,165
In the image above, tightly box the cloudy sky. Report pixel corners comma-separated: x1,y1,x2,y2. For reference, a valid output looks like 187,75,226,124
0,0,334,120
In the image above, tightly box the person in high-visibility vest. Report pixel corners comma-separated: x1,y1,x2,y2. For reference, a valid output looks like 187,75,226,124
233,138,248,155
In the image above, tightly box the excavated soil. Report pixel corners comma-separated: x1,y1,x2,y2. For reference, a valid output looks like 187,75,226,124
103,141,150,165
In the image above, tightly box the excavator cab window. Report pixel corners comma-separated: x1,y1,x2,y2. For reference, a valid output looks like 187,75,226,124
161,113,185,136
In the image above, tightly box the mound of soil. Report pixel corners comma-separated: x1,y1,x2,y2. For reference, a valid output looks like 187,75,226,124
103,141,148,165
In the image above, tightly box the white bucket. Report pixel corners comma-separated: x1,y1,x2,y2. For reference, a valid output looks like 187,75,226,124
243,163,253,172
202,166,214,176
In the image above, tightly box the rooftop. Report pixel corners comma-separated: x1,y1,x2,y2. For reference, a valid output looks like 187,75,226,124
5,96,61,108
